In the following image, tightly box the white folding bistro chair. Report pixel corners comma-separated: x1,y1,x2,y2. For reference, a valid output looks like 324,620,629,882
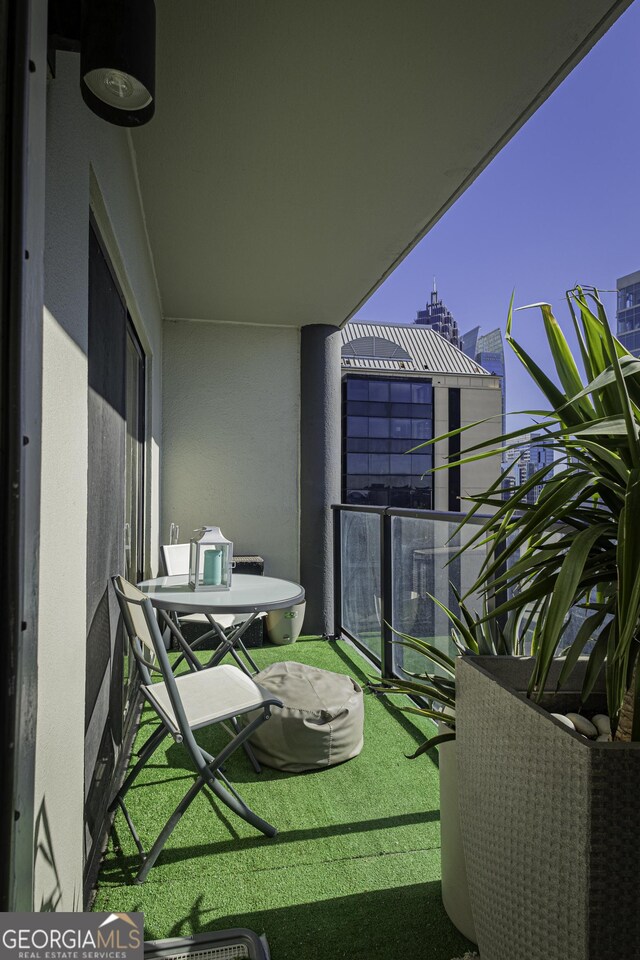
160,542,265,676
111,575,282,884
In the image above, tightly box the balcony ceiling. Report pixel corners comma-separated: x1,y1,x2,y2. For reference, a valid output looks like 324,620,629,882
133,0,630,327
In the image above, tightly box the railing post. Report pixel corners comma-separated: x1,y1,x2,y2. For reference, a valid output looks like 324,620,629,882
332,506,342,640
380,510,394,679
300,325,341,636
329,504,490,672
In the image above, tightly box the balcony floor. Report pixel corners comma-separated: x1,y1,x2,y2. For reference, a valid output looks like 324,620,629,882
93,638,473,960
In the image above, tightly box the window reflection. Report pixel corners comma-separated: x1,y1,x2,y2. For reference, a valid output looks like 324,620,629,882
342,374,435,508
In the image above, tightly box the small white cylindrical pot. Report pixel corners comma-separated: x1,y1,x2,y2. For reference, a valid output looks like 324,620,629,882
438,723,477,944
266,601,306,645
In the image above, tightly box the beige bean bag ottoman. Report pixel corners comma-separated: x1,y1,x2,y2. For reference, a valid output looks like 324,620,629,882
248,661,364,772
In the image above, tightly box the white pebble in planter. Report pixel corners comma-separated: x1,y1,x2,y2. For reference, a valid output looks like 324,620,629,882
592,713,611,736
565,713,598,738
551,713,575,730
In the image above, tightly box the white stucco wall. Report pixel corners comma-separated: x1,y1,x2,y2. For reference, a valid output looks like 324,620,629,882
459,377,503,506
36,53,163,909
432,374,502,512
162,320,300,580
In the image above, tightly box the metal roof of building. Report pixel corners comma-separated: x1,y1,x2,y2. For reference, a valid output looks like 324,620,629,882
341,321,490,375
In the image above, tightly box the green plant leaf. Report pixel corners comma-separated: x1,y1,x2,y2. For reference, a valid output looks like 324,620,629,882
528,519,608,698
400,705,454,724
556,608,608,691
615,469,640,659
388,627,457,674
539,303,594,420
406,730,456,759
387,286,640,739
507,302,582,426
581,628,609,703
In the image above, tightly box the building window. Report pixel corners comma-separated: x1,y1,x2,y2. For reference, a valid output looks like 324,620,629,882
342,374,434,509
390,381,411,402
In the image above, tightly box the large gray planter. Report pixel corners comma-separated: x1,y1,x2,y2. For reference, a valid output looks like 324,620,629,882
438,729,477,944
456,656,640,960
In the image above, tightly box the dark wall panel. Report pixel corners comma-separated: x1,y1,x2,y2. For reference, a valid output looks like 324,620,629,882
84,223,126,893
448,387,461,513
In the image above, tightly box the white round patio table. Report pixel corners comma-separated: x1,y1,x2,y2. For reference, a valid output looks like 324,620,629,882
137,574,305,675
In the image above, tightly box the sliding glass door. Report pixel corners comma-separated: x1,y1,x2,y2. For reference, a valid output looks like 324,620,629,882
85,219,146,899
123,322,145,721
125,322,145,584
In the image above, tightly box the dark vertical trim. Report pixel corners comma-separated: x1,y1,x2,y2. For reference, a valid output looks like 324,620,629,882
127,315,146,583
448,387,461,513
380,511,394,679
447,388,462,613
332,506,342,640
0,0,25,913
340,375,347,504
299,325,341,636
0,0,46,912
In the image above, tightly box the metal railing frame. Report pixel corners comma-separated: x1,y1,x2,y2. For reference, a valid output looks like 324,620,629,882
332,503,491,679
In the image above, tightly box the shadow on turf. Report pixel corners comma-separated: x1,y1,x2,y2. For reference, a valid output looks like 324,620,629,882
154,638,439,767
139,885,474,960
102,806,441,885
104,639,444,888
151,638,440,783
328,639,443,763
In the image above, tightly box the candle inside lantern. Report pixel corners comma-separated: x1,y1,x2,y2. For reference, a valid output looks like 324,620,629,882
203,548,223,586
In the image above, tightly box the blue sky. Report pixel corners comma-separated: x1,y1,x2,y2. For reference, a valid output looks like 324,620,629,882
354,1,640,427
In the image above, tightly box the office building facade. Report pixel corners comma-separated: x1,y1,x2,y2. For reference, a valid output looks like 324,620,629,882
341,322,502,510
616,270,640,357
461,325,506,433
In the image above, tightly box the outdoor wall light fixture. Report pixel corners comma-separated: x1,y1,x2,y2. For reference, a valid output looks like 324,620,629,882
80,0,156,127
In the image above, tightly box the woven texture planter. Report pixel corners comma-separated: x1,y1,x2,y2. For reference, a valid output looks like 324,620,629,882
438,728,477,944
456,656,640,960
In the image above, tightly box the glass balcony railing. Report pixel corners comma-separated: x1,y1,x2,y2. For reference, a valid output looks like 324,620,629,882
335,507,383,662
333,504,490,678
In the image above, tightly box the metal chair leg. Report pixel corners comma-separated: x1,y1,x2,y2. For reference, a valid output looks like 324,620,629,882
236,636,260,674
134,773,207,883
123,708,278,882
203,770,277,839
134,756,277,884
110,723,168,810
158,609,202,672
231,715,262,773
204,613,260,676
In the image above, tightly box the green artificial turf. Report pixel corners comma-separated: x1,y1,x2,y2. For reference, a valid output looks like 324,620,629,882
92,639,473,960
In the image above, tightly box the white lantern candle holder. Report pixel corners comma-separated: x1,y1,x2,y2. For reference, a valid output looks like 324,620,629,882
189,526,234,591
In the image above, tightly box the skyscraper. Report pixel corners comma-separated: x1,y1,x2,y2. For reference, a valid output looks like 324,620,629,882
461,325,506,433
413,280,461,347
616,270,640,357
502,432,554,504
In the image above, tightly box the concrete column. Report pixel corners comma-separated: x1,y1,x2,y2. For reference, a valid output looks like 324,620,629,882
300,324,342,636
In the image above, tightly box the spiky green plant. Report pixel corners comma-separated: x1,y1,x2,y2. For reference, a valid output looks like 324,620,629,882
370,630,458,758
370,591,525,757
428,286,640,741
